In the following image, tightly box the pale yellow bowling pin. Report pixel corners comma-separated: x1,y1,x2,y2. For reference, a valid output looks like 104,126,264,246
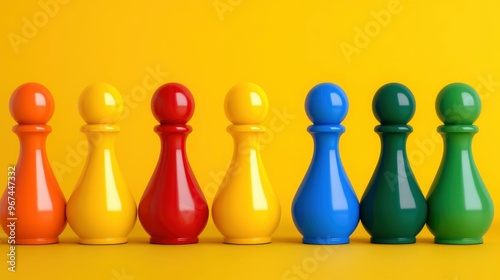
66,83,136,244
212,82,281,244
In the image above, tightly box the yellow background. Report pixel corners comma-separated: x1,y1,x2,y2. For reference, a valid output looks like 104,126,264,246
1,0,500,279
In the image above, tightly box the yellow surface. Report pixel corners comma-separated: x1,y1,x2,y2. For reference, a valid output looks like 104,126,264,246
0,0,499,279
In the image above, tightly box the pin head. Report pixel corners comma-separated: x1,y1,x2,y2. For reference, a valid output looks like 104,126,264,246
78,83,123,124
373,83,415,125
305,82,348,125
436,83,481,125
151,83,194,124
224,82,269,124
10,82,55,125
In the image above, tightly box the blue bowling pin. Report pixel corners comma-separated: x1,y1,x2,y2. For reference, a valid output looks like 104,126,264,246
292,82,360,244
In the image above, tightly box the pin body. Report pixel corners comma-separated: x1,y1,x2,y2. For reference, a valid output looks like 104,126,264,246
292,83,359,245
212,82,280,244
0,83,66,244
139,83,208,244
66,83,136,245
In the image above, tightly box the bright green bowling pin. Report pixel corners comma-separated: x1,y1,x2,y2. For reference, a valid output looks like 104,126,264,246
427,83,494,245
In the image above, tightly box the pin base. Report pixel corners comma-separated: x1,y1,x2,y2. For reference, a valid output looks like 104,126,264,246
434,237,483,245
371,237,416,244
15,237,59,245
224,237,271,245
151,237,198,245
303,237,349,245
78,237,127,245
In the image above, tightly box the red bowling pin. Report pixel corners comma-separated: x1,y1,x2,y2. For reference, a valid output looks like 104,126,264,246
138,83,209,244
0,83,66,244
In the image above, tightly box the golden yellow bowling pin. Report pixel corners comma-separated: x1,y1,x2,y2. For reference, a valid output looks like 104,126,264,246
66,83,136,244
212,82,281,244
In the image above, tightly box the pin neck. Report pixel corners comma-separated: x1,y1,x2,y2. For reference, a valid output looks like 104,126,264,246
438,125,478,133
13,124,52,133
227,124,266,133
155,124,192,133
81,125,119,152
377,130,409,160
81,124,120,132
438,125,477,153
375,125,412,133
228,127,263,157
307,124,345,133
440,130,475,151
308,125,343,151
155,124,190,150
13,125,50,151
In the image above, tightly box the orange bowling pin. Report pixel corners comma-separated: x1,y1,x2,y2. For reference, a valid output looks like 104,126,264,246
0,83,66,244
66,83,136,244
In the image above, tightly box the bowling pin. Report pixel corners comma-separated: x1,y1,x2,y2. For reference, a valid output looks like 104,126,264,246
212,82,281,244
292,82,359,245
427,83,494,244
0,83,66,244
66,83,136,244
360,83,427,244
138,83,209,244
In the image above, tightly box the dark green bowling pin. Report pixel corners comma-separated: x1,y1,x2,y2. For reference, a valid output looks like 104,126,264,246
427,83,494,244
360,83,427,244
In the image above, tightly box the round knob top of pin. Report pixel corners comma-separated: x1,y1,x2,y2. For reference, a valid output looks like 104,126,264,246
10,82,55,124
436,83,481,125
224,82,269,124
78,83,123,124
305,82,348,125
151,83,194,124
372,83,415,125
